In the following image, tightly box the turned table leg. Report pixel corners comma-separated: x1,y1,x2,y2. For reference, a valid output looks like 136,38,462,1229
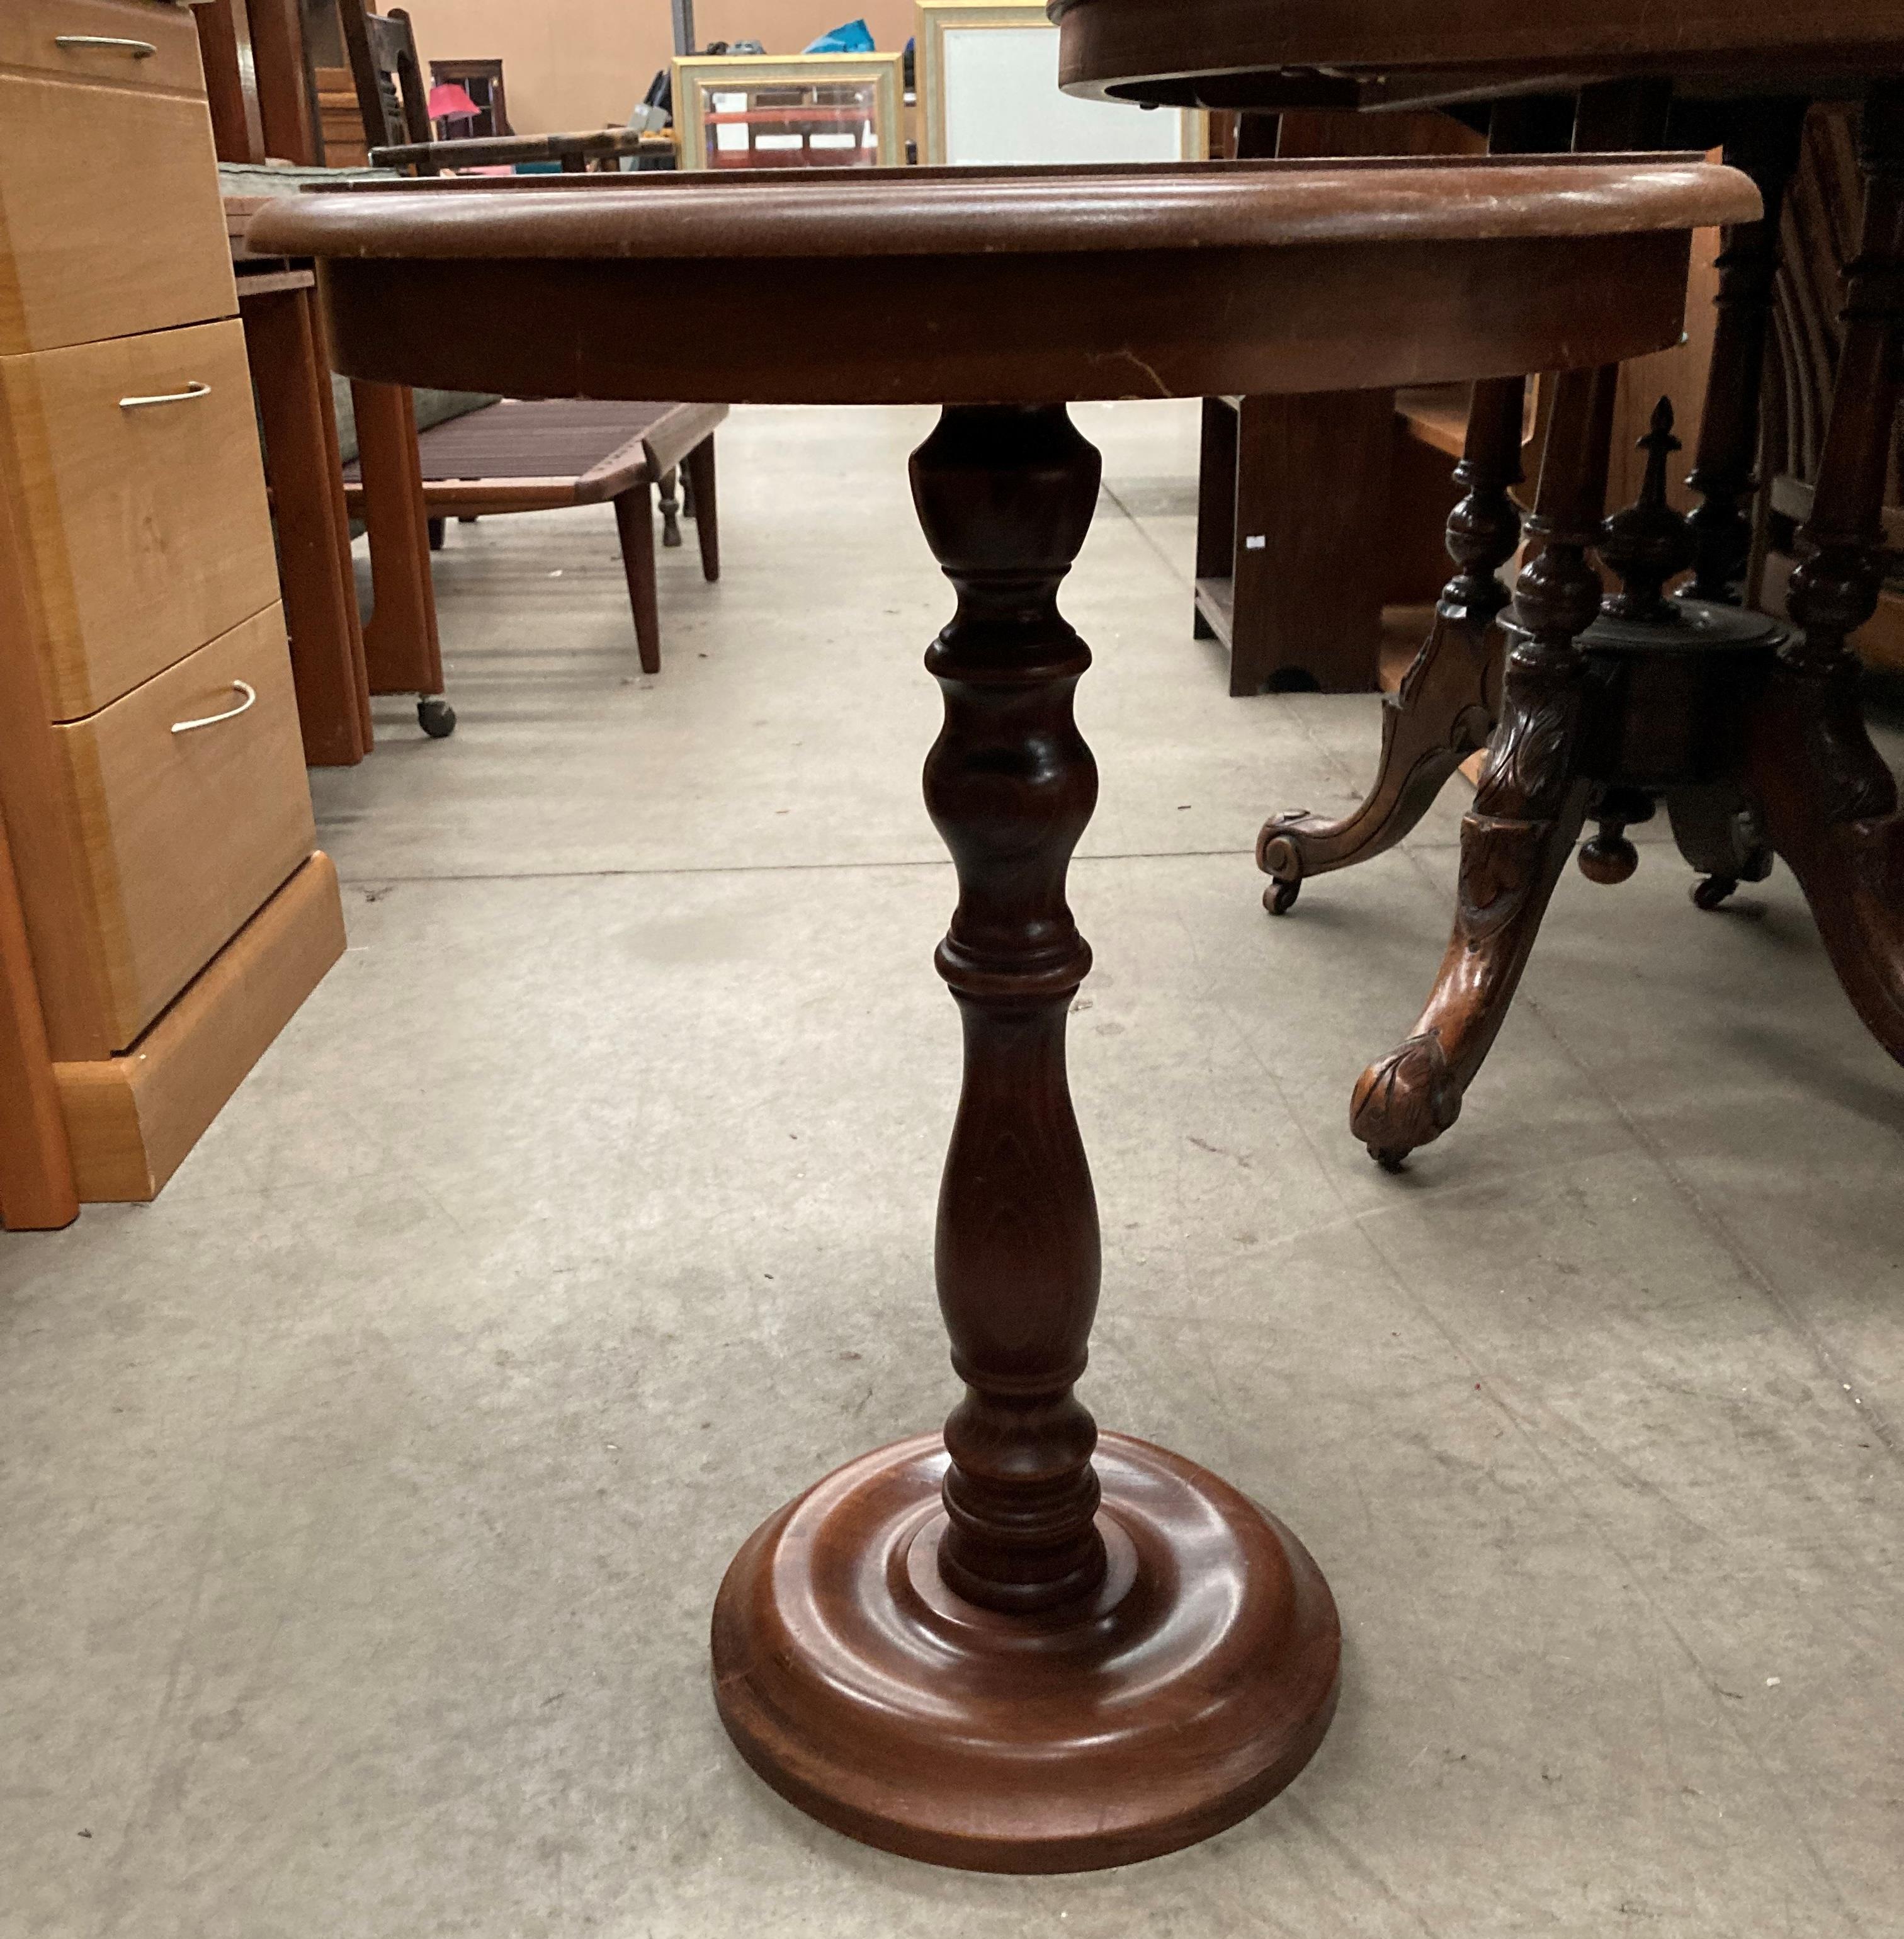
916,404,1107,1616
1350,368,1615,1166
711,406,1340,1874
1684,100,1809,604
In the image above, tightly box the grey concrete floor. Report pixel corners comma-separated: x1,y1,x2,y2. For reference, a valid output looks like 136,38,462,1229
4,402,1902,1938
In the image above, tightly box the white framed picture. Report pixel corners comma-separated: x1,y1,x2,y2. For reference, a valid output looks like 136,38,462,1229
917,1,1206,167
672,54,905,171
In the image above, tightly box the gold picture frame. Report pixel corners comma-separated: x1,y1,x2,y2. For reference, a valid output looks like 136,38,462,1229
672,53,905,173
916,1,1206,167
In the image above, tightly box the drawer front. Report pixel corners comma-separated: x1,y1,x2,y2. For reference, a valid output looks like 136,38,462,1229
0,72,234,354
0,0,207,95
1,319,279,718
55,606,317,1050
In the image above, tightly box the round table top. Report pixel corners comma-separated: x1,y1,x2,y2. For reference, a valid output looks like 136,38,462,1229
1052,0,1904,110
251,158,1756,407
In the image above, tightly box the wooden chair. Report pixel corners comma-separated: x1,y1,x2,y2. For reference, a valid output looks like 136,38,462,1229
343,3,657,174
200,0,460,749
339,1,434,166
334,1,723,672
1757,101,1904,669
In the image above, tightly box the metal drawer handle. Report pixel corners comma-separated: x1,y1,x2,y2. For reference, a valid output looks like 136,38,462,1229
119,380,210,411
54,35,157,56
172,681,256,735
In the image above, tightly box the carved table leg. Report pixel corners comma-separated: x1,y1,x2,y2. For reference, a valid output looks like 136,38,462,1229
1255,85,1632,919
712,406,1340,1874
1742,81,1904,1059
1350,367,1616,1166
1256,375,1521,912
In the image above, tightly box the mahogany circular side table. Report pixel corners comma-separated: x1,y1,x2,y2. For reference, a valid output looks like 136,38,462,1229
252,157,1755,1874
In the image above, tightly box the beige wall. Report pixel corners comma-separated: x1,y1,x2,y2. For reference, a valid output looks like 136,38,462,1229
395,0,917,136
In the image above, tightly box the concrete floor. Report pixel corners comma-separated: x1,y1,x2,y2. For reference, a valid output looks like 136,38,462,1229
4,402,1902,1938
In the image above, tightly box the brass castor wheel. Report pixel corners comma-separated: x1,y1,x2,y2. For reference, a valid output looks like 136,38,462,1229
417,695,457,739
1691,873,1737,911
1264,878,1301,916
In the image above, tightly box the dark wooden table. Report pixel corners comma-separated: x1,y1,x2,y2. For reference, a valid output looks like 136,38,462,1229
251,156,1752,1873
1054,3,1904,117
1058,2,1904,1169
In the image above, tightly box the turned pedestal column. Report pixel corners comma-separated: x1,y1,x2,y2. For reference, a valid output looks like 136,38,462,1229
709,406,1341,1872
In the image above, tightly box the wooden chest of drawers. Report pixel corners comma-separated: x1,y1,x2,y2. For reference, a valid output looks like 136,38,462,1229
0,0,345,1219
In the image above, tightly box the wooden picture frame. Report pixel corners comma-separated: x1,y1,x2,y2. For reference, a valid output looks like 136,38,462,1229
672,54,905,172
916,1,1206,167
428,57,512,140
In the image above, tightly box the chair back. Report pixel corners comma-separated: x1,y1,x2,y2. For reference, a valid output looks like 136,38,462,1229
339,1,435,169
1767,105,1876,497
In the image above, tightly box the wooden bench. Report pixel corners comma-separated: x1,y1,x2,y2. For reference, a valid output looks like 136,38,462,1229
343,399,723,675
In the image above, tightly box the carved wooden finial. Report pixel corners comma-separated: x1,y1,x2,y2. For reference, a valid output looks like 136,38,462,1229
1600,395,1697,623
1641,394,1677,472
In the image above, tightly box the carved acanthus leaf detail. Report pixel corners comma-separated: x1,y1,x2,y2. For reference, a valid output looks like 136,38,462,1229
1474,695,1577,819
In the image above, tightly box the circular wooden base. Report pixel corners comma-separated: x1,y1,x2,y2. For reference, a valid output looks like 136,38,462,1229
711,1431,1340,1873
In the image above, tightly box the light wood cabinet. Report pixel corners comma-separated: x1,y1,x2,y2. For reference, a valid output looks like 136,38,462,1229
1,319,280,717
47,606,315,1051
55,854,345,1203
0,0,343,1221
0,71,235,355
0,0,207,94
